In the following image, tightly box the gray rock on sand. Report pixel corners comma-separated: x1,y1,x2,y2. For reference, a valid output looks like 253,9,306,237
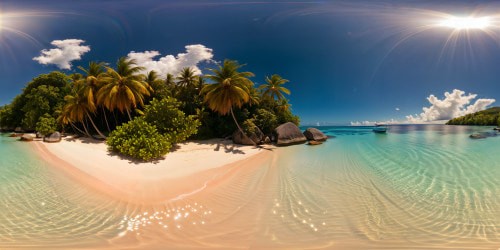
43,132,62,143
274,122,307,146
263,136,272,144
232,127,264,145
20,134,34,141
303,127,328,141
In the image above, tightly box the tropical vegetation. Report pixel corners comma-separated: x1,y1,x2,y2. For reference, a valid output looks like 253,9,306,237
0,56,300,160
446,107,500,126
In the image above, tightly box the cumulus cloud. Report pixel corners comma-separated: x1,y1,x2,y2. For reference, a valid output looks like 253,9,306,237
405,89,495,123
395,107,400,111
127,44,214,78
33,39,90,69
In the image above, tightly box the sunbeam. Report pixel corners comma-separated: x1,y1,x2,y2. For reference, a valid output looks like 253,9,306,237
438,16,491,30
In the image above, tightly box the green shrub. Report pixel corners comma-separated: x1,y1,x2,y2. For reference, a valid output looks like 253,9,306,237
252,108,278,134
107,118,171,161
143,97,200,143
36,114,57,136
242,118,258,134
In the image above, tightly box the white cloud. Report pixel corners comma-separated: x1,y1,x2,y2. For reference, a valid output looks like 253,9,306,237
351,89,495,126
405,89,495,123
350,119,399,126
127,44,214,78
33,39,90,69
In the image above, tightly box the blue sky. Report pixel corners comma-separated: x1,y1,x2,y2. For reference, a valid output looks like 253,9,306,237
1,0,499,125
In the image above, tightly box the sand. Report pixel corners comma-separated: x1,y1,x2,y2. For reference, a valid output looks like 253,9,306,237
32,136,274,202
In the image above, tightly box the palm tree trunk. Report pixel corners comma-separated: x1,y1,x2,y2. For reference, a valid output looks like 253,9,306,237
102,107,111,132
126,109,132,121
86,111,107,139
82,119,91,138
70,122,87,135
230,107,257,147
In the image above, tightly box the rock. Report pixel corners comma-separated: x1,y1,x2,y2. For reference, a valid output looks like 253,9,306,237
44,132,62,143
20,134,34,141
303,127,328,141
274,122,307,146
14,127,23,133
9,133,21,137
307,140,323,145
494,127,500,131
470,133,486,139
36,132,43,138
470,132,496,139
263,136,271,144
232,127,264,145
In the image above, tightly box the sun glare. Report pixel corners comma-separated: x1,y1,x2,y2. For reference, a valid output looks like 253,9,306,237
438,16,491,30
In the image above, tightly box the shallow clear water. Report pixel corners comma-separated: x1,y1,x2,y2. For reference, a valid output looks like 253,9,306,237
1,125,500,249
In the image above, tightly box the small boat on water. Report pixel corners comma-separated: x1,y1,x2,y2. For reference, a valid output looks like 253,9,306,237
373,123,388,133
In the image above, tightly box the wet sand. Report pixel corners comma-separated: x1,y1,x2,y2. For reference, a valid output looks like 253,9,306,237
32,137,274,202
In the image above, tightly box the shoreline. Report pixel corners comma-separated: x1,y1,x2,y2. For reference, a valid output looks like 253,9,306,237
31,137,275,203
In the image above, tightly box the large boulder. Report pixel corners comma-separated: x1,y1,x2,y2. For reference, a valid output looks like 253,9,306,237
20,134,34,142
44,132,62,143
233,127,264,145
274,122,307,146
303,127,327,141
14,127,23,133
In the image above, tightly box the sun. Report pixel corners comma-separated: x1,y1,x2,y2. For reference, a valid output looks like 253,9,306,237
438,16,491,30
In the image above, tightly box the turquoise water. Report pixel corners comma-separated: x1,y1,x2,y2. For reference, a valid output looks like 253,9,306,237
1,125,500,249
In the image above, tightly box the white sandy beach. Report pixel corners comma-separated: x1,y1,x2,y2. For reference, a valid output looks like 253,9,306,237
33,137,274,202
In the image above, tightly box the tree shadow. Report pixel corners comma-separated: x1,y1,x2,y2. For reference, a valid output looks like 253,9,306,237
106,150,165,165
63,136,103,144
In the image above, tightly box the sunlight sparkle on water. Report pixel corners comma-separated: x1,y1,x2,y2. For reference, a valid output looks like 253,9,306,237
117,202,212,237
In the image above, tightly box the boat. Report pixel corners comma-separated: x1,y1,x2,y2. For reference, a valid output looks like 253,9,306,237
373,123,388,133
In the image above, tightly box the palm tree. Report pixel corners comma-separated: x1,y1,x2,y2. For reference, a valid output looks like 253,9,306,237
176,67,197,88
97,57,150,120
258,74,291,100
277,98,291,112
62,84,106,138
201,60,255,144
77,62,104,109
77,61,111,131
247,87,260,106
144,70,162,92
145,70,171,101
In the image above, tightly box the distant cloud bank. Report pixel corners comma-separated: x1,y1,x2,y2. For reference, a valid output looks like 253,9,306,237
351,89,495,126
406,89,495,123
127,44,214,78
33,39,90,69
350,119,399,126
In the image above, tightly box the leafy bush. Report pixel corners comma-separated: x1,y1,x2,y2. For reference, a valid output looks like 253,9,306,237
242,118,258,134
252,108,278,134
107,118,171,161
143,97,200,143
36,114,57,136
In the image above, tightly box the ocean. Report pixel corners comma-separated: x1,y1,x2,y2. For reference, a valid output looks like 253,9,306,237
1,125,500,249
